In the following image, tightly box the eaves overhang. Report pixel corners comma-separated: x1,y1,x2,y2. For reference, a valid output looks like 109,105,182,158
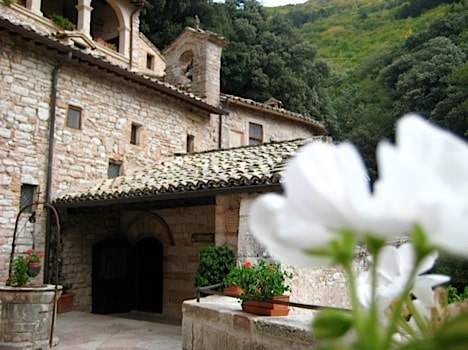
221,94,327,136
53,138,328,209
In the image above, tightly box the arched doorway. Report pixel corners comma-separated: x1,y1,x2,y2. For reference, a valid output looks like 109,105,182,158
92,237,164,314
135,237,163,312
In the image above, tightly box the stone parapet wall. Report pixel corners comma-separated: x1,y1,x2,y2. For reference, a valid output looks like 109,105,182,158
182,295,318,350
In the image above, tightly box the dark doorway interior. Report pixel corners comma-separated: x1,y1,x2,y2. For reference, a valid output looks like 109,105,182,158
92,237,164,314
135,237,163,312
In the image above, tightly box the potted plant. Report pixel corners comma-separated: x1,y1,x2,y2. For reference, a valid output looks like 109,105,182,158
25,248,44,277
7,248,44,286
56,282,74,314
224,260,293,316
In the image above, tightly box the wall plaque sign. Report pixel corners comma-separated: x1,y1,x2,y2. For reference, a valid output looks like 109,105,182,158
191,233,214,243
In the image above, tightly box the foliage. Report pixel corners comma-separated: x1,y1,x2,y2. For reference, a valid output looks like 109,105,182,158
7,248,44,287
7,256,30,287
141,0,336,131
224,260,292,301
446,285,468,304
194,246,235,288
50,14,76,31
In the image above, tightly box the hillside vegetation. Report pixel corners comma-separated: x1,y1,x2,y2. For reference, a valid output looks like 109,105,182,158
269,0,467,178
270,0,455,73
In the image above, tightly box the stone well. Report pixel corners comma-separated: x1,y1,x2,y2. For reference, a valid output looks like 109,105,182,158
0,284,62,349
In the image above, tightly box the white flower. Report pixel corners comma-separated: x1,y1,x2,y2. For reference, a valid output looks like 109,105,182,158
357,243,449,314
250,142,375,267
375,114,468,256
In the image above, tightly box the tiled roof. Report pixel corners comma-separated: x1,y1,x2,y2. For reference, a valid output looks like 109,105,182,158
220,94,327,135
54,138,328,207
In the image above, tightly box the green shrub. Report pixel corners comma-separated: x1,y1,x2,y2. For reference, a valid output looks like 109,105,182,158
446,285,468,304
51,14,76,31
7,256,30,287
194,246,235,288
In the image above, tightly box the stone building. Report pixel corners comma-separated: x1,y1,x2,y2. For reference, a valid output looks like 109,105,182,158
0,0,339,320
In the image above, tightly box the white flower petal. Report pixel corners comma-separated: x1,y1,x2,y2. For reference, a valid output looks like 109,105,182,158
249,194,332,267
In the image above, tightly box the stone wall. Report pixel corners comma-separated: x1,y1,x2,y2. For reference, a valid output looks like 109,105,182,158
59,204,216,318
0,30,217,281
222,105,318,148
182,295,318,350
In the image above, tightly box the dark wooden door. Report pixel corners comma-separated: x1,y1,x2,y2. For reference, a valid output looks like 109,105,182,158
92,238,134,314
135,237,163,312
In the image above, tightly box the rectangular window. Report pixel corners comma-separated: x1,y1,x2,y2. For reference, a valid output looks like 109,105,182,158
108,162,121,179
186,134,194,153
146,54,154,70
249,122,263,145
67,106,82,129
20,184,37,213
130,123,141,145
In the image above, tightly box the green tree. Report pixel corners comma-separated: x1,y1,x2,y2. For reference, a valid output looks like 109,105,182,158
141,0,336,135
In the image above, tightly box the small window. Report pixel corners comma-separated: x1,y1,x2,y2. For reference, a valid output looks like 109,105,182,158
249,122,263,145
186,134,194,153
108,162,121,179
20,184,37,213
67,106,82,129
146,54,154,70
130,123,141,145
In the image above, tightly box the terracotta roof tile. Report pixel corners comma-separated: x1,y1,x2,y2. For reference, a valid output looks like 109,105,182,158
54,137,329,206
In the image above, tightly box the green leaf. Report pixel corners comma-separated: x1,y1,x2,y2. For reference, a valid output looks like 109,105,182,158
312,309,353,340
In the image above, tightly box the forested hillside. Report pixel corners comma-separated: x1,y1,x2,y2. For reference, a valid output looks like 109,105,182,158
274,0,467,177
141,0,467,177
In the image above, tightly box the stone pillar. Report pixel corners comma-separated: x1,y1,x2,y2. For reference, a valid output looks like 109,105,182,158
26,0,42,15
0,285,62,349
76,0,93,36
119,24,130,57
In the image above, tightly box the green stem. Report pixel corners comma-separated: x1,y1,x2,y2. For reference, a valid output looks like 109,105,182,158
405,296,427,336
344,264,368,349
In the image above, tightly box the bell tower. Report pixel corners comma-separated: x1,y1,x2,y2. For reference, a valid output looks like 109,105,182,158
163,26,226,107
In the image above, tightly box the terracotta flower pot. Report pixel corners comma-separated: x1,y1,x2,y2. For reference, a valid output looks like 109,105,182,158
242,295,290,316
224,286,244,297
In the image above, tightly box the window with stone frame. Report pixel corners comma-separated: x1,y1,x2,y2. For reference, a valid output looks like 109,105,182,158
130,123,141,145
146,53,154,70
249,122,263,145
20,184,37,213
107,162,121,179
67,106,82,129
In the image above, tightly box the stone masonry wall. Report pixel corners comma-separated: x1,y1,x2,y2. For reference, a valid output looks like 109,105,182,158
182,296,318,350
222,105,318,148
0,31,217,281
59,205,215,318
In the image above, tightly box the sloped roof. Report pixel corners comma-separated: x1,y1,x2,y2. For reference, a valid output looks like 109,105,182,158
54,138,328,208
221,94,327,135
